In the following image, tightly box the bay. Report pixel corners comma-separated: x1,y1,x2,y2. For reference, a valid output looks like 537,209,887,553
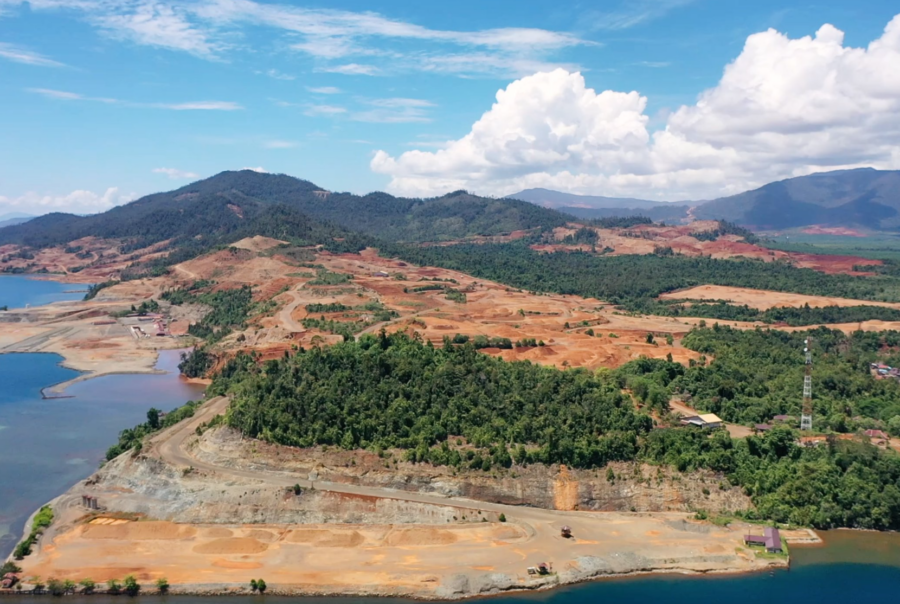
0,351,205,558
0,275,89,309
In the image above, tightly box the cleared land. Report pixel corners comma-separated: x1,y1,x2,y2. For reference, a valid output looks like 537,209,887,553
19,396,788,598
660,285,900,311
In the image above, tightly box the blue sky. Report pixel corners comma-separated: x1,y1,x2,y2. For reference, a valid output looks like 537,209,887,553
1,0,899,214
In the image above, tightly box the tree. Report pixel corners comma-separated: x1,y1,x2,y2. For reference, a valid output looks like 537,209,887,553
107,579,122,595
646,333,655,344
155,577,170,594
63,579,76,595
31,577,45,594
256,579,267,593
250,579,258,592
0,562,21,575
888,415,900,437
124,575,140,597
498,513,506,523
47,578,65,596
147,408,161,430
79,578,96,594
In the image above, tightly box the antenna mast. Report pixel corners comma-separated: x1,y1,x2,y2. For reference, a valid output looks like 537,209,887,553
801,337,813,431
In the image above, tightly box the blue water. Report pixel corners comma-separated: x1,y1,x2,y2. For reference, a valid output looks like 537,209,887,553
0,351,205,558
4,561,900,602
0,275,89,309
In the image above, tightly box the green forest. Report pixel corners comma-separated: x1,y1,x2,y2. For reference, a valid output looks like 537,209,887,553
207,331,900,531
381,241,900,309
621,325,900,429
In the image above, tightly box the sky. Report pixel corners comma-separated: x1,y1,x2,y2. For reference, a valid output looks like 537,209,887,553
1,0,899,215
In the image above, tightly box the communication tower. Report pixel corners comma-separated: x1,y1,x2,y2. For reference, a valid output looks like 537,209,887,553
800,338,813,431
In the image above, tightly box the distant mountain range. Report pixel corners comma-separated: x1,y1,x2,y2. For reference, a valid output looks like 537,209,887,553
0,212,34,229
510,168,900,231
692,168,900,230
4,167,900,255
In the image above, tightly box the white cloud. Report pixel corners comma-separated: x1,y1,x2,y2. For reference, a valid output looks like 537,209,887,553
303,104,347,116
26,87,242,110
353,97,435,123
373,14,900,200
263,140,297,149
0,187,136,215
307,86,341,94
155,100,242,110
93,1,219,56
153,167,199,179
0,42,64,66
261,68,294,80
241,166,268,172
590,0,697,31
318,63,378,76
3,1,588,76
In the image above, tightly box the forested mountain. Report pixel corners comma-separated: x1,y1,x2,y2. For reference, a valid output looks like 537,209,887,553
514,169,900,231
0,170,569,249
694,168,900,230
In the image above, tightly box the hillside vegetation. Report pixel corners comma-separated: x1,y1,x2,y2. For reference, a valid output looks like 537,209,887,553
0,171,568,251
209,331,900,531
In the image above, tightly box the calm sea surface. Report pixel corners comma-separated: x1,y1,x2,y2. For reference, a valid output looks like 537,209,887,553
0,351,205,558
0,275,89,309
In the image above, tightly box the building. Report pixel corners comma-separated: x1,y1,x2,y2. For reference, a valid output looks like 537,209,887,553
772,414,791,423
865,429,888,440
373,271,390,278
754,423,773,433
744,526,782,553
680,413,723,429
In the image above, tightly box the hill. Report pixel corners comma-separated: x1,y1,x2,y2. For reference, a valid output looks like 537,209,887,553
694,168,900,230
0,171,570,251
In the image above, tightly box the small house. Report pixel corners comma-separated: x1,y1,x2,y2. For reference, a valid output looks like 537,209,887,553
744,526,782,553
772,414,791,423
680,413,723,429
754,423,773,433
373,271,390,278
864,429,888,440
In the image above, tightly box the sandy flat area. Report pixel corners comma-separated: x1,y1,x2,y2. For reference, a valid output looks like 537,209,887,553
660,285,900,311
26,513,774,597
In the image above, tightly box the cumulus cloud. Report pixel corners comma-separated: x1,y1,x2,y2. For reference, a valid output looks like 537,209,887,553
0,187,136,215
153,167,199,179
373,15,900,200
241,166,267,172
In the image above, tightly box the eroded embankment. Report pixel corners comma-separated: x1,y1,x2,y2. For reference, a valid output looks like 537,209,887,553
8,402,788,600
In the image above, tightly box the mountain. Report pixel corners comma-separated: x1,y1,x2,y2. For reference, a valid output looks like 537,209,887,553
694,168,900,230
507,188,691,210
0,212,34,229
508,188,693,223
0,170,570,250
